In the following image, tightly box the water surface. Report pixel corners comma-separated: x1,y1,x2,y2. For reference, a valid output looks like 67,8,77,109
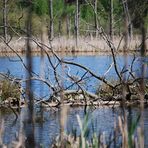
0,54,147,97
0,54,148,147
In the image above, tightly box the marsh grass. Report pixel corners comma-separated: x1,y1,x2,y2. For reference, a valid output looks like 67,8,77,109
0,36,144,54
52,109,143,148
0,104,144,147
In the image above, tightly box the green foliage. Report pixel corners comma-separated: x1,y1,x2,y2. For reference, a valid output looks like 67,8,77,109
52,0,75,18
128,0,148,28
0,0,147,36
63,4,75,15
128,114,140,148
17,0,32,8
33,0,48,16
53,111,141,147
81,5,93,21
100,0,109,12
0,80,20,102
53,0,64,17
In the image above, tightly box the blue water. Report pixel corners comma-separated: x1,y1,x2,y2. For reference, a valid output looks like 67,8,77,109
0,55,147,98
1,106,148,147
0,54,148,147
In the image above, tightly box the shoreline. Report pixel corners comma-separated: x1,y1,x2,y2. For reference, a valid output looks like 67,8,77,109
1,98,148,110
0,36,147,56
0,50,147,58
0,49,147,57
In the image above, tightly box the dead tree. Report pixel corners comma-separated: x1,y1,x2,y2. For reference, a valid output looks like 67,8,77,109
75,0,80,47
66,15,71,38
109,0,114,41
24,2,35,147
3,0,8,42
94,0,99,38
58,18,62,37
141,19,146,56
49,0,54,40
122,0,133,50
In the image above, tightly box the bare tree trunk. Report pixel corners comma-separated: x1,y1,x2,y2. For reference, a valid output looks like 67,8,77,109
49,0,54,40
3,0,8,42
75,0,80,47
139,19,146,148
66,15,71,38
125,0,133,39
94,0,98,38
109,0,114,41
123,16,129,51
141,20,146,56
24,3,35,147
58,18,62,37
122,0,133,50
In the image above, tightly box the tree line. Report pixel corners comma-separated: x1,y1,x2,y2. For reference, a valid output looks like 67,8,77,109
0,0,147,41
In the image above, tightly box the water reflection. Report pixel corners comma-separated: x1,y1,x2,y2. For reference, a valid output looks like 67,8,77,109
1,106,148,147
0,54,148,146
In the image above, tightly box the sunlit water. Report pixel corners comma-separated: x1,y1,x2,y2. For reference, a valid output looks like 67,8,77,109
0,54,148,147
0,54,147,97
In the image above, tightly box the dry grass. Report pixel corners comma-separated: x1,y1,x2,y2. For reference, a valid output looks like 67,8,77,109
0,36,146,54
53,36,146,53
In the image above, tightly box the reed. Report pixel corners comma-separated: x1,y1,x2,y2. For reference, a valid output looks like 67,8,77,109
52,109,143,148
0,36,145,54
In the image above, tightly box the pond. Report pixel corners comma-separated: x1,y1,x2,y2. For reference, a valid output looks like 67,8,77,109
0,54,148,147
1,106,148,147
0,54,147,98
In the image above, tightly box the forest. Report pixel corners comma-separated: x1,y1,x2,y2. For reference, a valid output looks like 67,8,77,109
0,0,148,147
0,0,147,45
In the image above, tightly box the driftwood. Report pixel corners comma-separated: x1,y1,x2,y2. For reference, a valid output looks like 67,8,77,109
1,83,146,109
64,89,99,100
36,97,148,108
34,89,148,108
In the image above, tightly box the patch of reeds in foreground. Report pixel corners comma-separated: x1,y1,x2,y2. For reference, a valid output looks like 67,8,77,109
0,106,144,147
0,36,145,54
52,111,142,148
